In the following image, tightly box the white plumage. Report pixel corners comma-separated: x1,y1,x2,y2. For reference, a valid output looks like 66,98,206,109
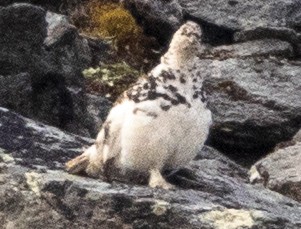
66,21,212,189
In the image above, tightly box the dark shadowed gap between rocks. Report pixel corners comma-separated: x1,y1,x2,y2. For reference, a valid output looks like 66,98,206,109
124,1,181,47
205,135,274,168
31,72,74,130
183,14,236,46
206,115,301,167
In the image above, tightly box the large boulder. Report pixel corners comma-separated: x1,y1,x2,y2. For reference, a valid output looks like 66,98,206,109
0,0,33,6
0,3,96,137
179,0,301,47
201,55,301,164
250,130,301,202
200,39,293,59
179,0,301,31
0,107,93,169
0,107,301,228
123,0,184,45
86,94,112,137
125,0,301,51
0,0,81,10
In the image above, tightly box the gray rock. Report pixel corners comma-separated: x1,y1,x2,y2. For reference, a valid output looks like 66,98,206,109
200,39,294,59
0,107,93,169
0,107,301,228
0,73,33,115
83,36,111,67
274,129,301,150
123,0,184,45
44,11,92,84
180,0,301,48
292,129,301,143
179,0,301,32
126,0,301,49
86,94,112,138
250,141,301,203
0,0,33,6
0,3,96,137
0,0,79,11
296,36,301,56
0,3,47,75
234,27,300,44
188,0,301,53
197,57,301,165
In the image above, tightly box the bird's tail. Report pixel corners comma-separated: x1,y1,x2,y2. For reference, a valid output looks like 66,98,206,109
65,145,97,174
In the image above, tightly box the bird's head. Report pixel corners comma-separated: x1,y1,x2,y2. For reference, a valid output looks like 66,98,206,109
162,21,204,68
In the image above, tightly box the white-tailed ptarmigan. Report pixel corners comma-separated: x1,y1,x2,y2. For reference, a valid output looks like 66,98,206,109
65,21,212,189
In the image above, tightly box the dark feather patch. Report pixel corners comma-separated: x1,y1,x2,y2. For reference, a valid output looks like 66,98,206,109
126,69,196,108
133,108,158,118
103,121,111,144
160,104,171,111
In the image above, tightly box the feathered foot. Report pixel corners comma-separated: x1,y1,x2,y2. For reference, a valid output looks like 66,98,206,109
149,169,175,190
65,145,101,177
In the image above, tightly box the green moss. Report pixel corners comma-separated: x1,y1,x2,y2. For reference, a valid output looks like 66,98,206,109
81,1,142,50
74,0,161,72
83,62,140,101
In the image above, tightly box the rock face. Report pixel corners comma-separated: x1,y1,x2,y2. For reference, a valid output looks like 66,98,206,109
0,3,96,137
250,133,301,203
1,1,301,228
200,39,294,59
127,0,301,49
179,0,301,31
200,56,301,164
0,107,93,169
180,0,301,47
86,94,112,136
123,0,184,45
0,107,301,228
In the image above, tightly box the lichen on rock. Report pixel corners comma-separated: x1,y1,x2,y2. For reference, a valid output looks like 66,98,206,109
83,62,140,101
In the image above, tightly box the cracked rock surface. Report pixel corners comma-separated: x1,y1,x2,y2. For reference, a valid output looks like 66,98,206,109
250,130,301,203
0,107,301,228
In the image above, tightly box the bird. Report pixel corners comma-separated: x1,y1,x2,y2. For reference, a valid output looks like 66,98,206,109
65,21,212,189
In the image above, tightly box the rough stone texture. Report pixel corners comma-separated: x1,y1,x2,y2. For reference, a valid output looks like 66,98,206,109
197,57,301,165
86,94,112,138
44,11,92,84
0,3,47,75
200,39,294,59
1,2,301,228
179,0,301,46
125,0,301,51
0,0,81,10
0,107,301,228
0,73,32,114
179,0,301,30
250,138,301,203
0,107,93,169
292,129,301,143
83,36,111,67
0,0,32,6
0,3,95,137
233,27,300,44
123,0,184,45
297,43,301,56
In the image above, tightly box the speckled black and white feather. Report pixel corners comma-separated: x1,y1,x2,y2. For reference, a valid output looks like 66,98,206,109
66,21,212,189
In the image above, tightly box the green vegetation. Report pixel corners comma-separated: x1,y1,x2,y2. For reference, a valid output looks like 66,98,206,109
82,1,142,50
72,0,161,71
70,0,162,99
83,62,140,101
